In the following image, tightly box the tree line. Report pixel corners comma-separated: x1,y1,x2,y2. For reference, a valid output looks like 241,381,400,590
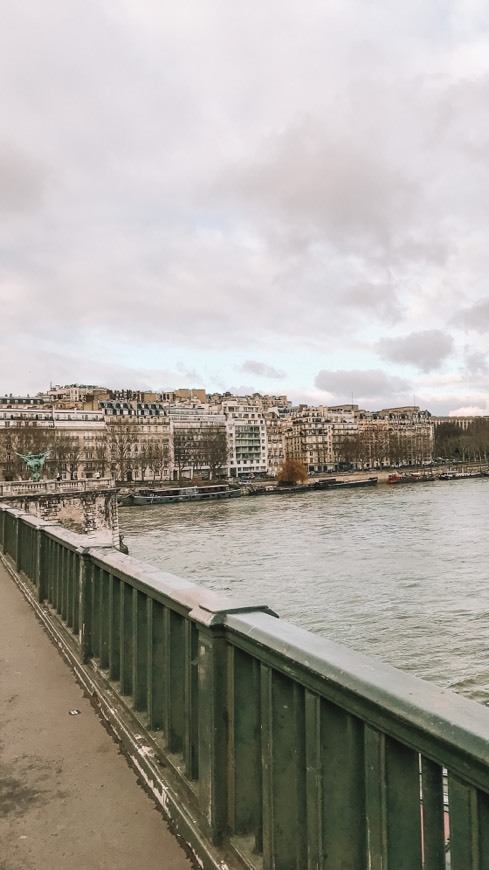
0,420,228,482
434,420,489,463
334,426,433,468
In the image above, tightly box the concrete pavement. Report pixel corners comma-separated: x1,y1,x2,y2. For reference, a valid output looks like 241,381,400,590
0,560,194,870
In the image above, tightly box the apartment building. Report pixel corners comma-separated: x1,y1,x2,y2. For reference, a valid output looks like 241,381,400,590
167,405,227,480
263,408,287,477
284,406,336,473
94,399,172,481
222,401,268,478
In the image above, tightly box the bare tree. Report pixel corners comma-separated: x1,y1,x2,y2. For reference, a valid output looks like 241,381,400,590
353,427,373,469
202,424,228,479
147,439,165,481
53,433,83,479
334,434,358,468
135,442,147,482
173,428,195,482
0,431,17,480
370,426,390,468
189,430,206,478
93,433,109,476
388,429,404,467
434,422,461,461
107,419,139,481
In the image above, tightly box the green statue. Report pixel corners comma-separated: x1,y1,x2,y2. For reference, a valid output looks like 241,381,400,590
16,450,51,482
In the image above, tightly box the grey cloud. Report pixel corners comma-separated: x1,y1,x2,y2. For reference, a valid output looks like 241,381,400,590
222,384,259,397
0,333,183,395
377,330,454,372
342,281,402,322
314,368,411,402
221,117,421,252
463,348,489,375
176,363,202,382
0,145,47,213
454,298,489,333
239,360,285,379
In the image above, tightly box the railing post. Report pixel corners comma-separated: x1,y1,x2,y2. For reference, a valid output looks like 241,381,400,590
0,505,5,550
35,527,45,601
36,523,59,602
196,624,228,844
79,548,93,663
13,513,21,571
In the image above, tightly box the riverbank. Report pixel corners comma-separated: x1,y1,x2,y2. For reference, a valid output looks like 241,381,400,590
244,463,489,494
117,463,489,503
337,463,488,485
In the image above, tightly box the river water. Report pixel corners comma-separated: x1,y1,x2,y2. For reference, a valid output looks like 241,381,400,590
119,478,489,704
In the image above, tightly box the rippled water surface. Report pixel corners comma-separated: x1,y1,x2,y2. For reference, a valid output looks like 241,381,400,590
119,478,489,703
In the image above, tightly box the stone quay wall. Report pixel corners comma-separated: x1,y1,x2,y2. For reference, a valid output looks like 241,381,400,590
0,486,120,547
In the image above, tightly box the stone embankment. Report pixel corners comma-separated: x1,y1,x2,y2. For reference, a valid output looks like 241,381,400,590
246,463,488,493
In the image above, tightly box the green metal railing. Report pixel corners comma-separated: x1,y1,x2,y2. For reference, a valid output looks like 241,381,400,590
1,502,489,869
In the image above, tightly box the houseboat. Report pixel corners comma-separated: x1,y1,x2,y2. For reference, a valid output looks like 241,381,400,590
387,472,436,484
126,483,242,506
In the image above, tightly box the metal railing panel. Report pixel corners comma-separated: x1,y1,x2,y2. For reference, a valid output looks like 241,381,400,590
384,736,423,869
100,569,110,670
3,509,19,560
166,608,186,754
183,619,199,781
149,599,165,732
120,580,134,697
108,574,121,682
71,549,80,634
60,545,67,621
260,666,307,870
447,777,489,870
319,698,366,869
17,520,37,580
133,588,148,713
228,647,262,842
225,611,489,794
477,789,489,870
421,757,446,870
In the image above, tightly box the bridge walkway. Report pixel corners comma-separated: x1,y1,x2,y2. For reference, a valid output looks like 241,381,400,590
0,560,194,870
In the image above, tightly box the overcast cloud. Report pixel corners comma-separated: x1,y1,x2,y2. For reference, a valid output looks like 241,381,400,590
2,0,489,414
377,330,455,373
239,361,285,379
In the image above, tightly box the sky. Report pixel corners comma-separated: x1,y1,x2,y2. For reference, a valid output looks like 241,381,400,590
2,1,489,415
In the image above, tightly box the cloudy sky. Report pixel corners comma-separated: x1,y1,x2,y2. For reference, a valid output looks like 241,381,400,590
2,0,489,414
